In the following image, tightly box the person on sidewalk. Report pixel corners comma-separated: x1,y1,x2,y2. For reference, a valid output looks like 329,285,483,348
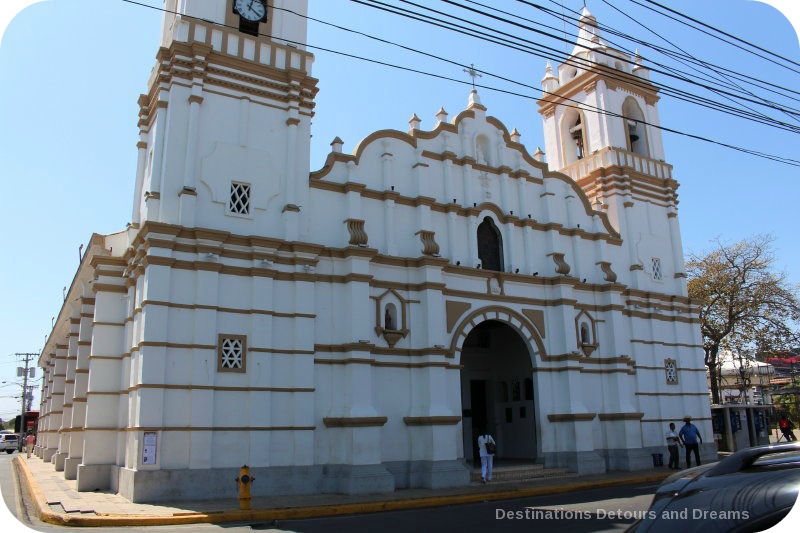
477,431,496,484
25,432,36,458
665,422,681,470
679,416,702,468
778,415,796,442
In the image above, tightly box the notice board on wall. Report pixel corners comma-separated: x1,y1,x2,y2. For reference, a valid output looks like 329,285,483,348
142,431,158,465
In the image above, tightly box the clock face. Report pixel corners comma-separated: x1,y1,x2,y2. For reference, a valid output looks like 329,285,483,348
234,0,266,22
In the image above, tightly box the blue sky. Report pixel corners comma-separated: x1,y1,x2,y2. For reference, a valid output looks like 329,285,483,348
0,0,798,423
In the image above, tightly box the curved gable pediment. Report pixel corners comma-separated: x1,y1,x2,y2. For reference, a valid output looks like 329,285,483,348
309,95,620,243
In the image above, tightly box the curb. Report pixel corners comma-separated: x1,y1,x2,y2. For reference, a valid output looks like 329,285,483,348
14,458,671,527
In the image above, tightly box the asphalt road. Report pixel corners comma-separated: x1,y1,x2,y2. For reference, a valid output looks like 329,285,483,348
0,452,657,533
259,482,658,533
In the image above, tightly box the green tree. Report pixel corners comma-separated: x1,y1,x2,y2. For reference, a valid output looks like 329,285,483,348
687,235,800,404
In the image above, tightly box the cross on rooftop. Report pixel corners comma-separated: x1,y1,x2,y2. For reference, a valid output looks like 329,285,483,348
463,64,482,89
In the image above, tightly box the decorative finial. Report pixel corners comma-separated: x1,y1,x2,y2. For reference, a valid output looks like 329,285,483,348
533,147,545,162
330,136,344,153
510,128,521,143
408,113,421,131
435,107,448,124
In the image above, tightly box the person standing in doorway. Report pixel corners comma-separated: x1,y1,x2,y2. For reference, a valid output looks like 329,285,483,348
679,416,702,468
477,430,496,484
25,432,36,458
665,422,681,470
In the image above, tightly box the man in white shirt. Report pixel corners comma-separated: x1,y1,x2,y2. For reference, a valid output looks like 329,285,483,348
477,432,496,483
665,422,681,470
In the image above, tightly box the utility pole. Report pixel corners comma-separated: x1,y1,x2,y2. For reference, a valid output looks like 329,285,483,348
15,353,37,434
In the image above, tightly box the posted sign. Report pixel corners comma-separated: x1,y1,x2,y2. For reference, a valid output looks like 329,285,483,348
142,432,158,465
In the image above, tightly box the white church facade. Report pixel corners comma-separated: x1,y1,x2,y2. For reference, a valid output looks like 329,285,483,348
36,0,714,502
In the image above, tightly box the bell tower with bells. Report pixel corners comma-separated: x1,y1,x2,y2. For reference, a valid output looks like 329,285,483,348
131,0,317,241
538,7,687,294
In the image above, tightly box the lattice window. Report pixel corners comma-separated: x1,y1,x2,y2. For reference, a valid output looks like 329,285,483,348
228,182,251,215
651,257,663,280
664,358,678,385
218,334,247,373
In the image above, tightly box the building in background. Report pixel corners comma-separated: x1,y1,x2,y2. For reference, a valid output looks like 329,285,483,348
35,1,712,502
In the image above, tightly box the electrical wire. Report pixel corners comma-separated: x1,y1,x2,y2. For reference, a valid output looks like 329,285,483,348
434,0,800,118
468,0,800,129
118,0,800,166
532,0,800,102
630,0,800,75
641,0,800,69
357,0,800,132
520,0,800,127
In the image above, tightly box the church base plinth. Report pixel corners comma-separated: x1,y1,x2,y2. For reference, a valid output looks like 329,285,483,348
385,459,470,489
41,448,57,462
543,450,607,475
54,452,67,471
599,448,656,471
64,458,81,480
115,464,399,502
321,464,395,494
77,464,118,492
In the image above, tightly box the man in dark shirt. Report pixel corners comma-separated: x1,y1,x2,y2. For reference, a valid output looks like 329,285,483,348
679,416,702,468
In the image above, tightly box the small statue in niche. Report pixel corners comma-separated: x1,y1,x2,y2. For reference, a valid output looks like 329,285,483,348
476,144,487,165
385,308,394,330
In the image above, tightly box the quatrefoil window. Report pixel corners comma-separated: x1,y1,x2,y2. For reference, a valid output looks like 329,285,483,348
218,334,247,373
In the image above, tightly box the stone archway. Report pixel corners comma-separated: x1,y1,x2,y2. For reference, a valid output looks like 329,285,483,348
453,309,542,464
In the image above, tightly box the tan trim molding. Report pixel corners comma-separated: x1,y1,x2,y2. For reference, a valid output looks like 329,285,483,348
403,416,461,426
547,413,597,422
323,417,388,428
598,412,644,421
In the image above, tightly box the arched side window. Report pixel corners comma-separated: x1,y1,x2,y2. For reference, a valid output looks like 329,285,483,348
561,109,589,165
621,97,649,157
477,217,504,272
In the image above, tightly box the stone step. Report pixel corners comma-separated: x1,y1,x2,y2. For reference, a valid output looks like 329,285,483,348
469,464,577,483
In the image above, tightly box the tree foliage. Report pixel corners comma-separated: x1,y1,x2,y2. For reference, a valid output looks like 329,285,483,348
687,235,800,404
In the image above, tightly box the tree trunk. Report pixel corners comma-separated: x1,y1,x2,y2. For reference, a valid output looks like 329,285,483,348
706,344,721,404
707,364,720,404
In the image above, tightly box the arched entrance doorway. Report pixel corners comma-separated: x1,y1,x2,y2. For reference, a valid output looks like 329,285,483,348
459,320,537,463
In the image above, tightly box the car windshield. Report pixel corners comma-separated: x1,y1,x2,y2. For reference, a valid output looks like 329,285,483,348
750,451,800,466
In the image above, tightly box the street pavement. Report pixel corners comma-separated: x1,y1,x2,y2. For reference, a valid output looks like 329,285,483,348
0,451,670,532
260,481,659,532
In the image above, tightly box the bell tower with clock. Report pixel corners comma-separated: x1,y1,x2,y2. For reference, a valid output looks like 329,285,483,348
131,0,317,241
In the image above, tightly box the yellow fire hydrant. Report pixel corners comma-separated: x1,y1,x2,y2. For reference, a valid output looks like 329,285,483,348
235,465,255,510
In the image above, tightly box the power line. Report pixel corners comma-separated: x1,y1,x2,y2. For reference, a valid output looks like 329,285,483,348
468,0,800,128
581,0,800,127
528,0,800,117
629,0,800,76
513,0,800,103
355,0,800,133
641,0,800,70
433,0,800,120
119,0,800,166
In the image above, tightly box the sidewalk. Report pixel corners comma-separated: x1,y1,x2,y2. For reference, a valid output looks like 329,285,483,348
14,455,671,527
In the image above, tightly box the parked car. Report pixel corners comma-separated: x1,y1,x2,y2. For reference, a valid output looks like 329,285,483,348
0,433,20,454
629,443,800,532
